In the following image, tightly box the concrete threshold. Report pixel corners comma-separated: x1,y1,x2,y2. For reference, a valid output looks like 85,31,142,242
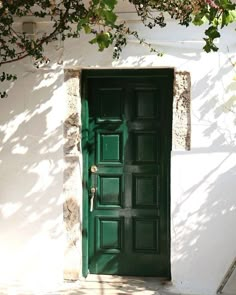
77,274,173,294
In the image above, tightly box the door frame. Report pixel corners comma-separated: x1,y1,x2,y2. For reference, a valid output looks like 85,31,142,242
81,68,174,278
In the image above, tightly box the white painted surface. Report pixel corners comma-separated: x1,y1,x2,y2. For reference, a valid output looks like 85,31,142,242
0,12,236,295
224,266,236,294
0,58,66,290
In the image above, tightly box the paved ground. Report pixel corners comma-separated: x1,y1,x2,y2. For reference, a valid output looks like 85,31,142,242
0,275,183,295
1,275,232,295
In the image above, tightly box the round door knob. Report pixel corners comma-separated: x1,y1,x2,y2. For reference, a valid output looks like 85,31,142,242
91,165,98,173
91,187,96,194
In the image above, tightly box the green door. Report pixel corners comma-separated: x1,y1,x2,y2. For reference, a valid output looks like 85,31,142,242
82,69,173,277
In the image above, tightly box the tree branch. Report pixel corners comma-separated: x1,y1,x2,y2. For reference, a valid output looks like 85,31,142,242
0,1,71,66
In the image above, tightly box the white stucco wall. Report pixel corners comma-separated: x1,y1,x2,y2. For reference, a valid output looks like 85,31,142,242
0,35,66,291
0,13,235,295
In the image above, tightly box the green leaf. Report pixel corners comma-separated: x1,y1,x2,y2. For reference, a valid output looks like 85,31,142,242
77,17,89,31
83,24,91,34
192,15,205,26
89,32,113,51
203,38,219,52
209,7,218,22
103,10,117,25
92,0,99,5
97,32,112,50
229,10,236,22
205,26,221,39
222,10,236,27
89,37,98,45
103,0,117,10
219,0,236,10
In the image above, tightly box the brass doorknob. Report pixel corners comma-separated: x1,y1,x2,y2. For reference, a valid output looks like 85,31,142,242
91,165,98,173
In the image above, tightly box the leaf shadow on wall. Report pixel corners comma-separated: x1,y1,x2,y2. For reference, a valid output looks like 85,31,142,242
0,64,66,285
171,61,236,293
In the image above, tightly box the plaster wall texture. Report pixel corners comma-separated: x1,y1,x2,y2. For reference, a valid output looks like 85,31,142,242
0,15,236,295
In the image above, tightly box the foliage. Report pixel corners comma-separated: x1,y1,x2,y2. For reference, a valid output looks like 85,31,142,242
131,0,236,52
0,0,236,97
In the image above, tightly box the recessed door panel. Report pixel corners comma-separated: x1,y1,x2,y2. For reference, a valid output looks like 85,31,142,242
98,88,123,120
135,88,158,119
133,175,159,208
97,217,123,252
133,218,159,253
135,132,157,163
99,175,122,207
98,132,122,163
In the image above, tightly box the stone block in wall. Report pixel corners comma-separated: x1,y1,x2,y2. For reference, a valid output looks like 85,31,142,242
173,71,191,151
64,114,81,155
64,69,81,156
63,69,83,280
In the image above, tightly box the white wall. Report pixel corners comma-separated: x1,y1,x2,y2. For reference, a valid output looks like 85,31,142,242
0,14,235,294
0,38,66,291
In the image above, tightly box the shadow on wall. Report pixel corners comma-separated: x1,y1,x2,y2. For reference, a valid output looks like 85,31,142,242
0,31,236,293
171,61,236,293
192,56,236,148
172,152,236,293
0,62,65,285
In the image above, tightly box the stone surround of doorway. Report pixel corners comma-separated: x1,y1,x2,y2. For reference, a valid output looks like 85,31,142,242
63,68,191,281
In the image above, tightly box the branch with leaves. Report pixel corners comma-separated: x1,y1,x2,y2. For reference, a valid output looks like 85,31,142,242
0,0,236,98
131,0,236,52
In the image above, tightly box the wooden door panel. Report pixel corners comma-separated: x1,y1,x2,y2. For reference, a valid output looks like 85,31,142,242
83,70,173,277
133,174,159,208
98,175,123,208
98,132,123,163
133,217,159,252
96,217,124,252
